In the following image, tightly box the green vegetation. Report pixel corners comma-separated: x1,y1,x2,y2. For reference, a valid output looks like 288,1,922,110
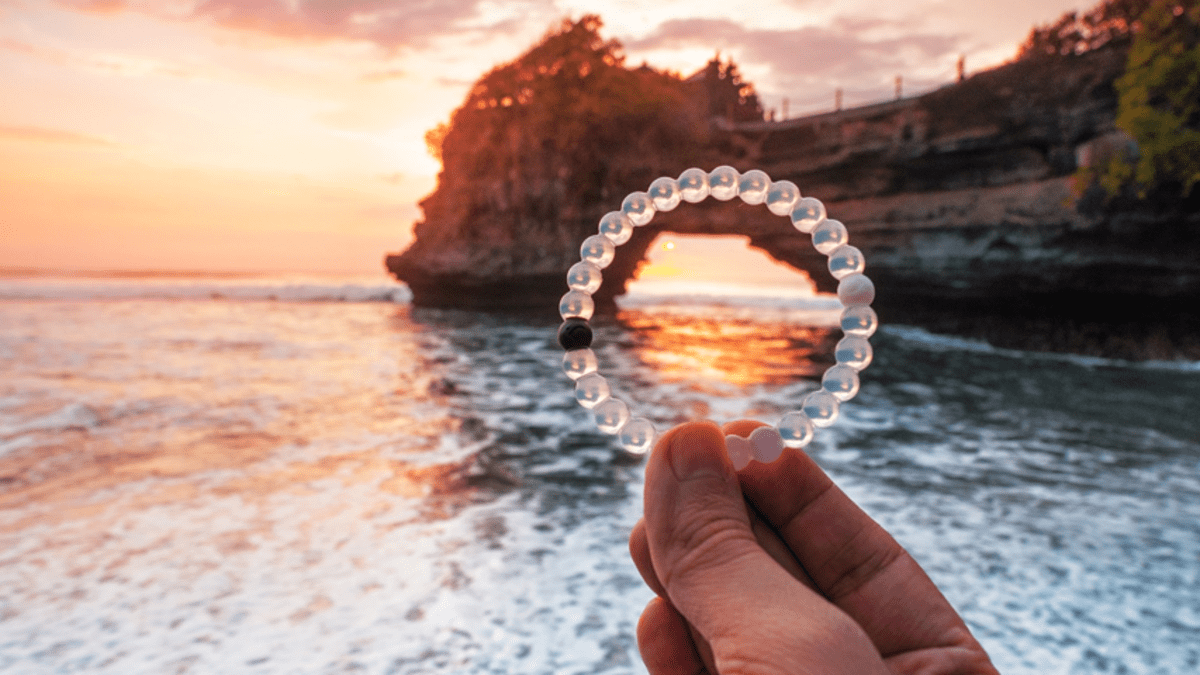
1111,0,1200,197
1031,0,1200,200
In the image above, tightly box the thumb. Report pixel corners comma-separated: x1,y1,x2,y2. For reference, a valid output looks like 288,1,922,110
642,421,793,643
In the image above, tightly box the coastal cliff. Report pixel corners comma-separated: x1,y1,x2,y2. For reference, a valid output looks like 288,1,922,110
387,28,1200,357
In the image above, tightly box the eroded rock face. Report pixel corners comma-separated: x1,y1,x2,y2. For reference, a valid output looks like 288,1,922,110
387,46,1200,331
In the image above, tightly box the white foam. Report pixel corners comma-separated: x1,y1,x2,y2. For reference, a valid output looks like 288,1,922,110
0,274,412,304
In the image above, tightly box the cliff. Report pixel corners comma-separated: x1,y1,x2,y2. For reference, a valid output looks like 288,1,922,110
387,40,1200,357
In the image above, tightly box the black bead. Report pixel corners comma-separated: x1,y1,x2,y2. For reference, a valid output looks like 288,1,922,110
557,318,593,350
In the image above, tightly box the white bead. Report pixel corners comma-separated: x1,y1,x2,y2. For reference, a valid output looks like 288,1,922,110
790,197,826,233
567,261,602,294
559,290,594,320
837,273,875,306
708,165,739,201
822,364,861,402
622,191,655,226
827,244,865,280
738,169,771,205
812,219,848,255
598,211,633,245
618,417,656,454
562,348,598,381
749,426,785,463
765,180,800,216
835,335,874,371
593,397,630,434
725,434,752,470
574,372,610,409
580,234,615,269
802,390,840,428
778,412,815,448
648,177,682,212
840,305,878,337
677,167,710,203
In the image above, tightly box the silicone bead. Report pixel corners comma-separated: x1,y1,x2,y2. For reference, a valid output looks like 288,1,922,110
618,417,656,454
574,373,610,409
593,397,631,435
835,335,874,371
648,177,682,212
748,426,785,463
598,211,633,245
812,219,849,255
580,234,616,269
837,273,875,306
562,348,598,381
778,411,815,448
840,305,878,337
802,390,840,428
765,180,800,216
790,197,826,233
821,364,861,401
622,191,656,226
557,318,593,351
725,434,753,470
567,261,602,294
559,290,594,320
827,245,865,280
708,165,739,201
738,169,771,205
677,167,710,203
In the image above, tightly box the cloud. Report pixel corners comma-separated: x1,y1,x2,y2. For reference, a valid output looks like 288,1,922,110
627,17,964,108
0,124,116,146
56,0,556,49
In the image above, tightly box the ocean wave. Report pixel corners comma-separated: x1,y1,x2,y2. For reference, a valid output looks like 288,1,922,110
883,324,1200,372
0,276,413,304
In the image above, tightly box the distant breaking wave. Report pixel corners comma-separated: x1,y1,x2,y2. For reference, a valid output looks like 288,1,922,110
0,274,413,304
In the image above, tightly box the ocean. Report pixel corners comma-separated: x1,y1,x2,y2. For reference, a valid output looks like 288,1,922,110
1,273,1198,674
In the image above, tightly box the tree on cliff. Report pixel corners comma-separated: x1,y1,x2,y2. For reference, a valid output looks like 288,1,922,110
1106,0,1200,198
423,15,706,209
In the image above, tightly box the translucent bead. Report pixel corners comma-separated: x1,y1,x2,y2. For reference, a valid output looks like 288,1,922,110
567,261,602,294
648,177,682,212
708,165,739,201
574,372,610,409
765,180,801,216
802,390,840,428
812,219,848,255
790,197,826,233
677,167,710,203
835,335,874,371
593,397,630,435
559,290,594,320
778,411,815,449
827,245,865,280
621,191,656,226
738,169,771,205
618,417,656,455
840,305,878,337
598,211,633,246
580,234,616,269
837,273,875,307
822,364,861,402
562,348,598,381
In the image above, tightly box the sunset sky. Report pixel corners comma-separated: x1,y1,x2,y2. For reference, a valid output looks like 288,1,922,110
1,0,1092,275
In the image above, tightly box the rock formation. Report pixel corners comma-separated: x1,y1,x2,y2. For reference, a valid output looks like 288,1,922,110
388,31,1200,356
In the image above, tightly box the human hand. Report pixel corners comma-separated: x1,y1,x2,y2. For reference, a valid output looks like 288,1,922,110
629,420,1000,674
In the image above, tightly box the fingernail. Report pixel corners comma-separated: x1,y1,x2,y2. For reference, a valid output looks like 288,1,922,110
669,424,729,482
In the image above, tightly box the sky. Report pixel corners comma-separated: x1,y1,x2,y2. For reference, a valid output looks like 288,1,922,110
0,0,1094,275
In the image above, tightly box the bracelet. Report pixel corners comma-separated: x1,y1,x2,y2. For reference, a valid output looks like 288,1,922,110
557,166,877,469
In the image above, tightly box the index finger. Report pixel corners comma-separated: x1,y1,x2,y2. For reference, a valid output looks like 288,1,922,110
732,427,987,660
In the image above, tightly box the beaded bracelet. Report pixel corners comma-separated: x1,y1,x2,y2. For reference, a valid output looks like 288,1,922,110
556,166,877,469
